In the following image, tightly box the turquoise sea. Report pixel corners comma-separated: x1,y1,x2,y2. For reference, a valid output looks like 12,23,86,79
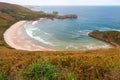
23,6,120,50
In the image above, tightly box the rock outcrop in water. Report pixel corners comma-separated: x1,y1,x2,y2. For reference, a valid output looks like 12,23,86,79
51,11,78,19
55,14,78,19
88,30,120,47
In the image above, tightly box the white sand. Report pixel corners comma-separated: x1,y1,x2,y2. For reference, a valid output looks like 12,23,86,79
3,19,54,51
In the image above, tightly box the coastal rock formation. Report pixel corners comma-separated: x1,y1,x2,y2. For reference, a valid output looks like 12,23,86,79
88,30,120,47
51,11,78,19
55,14,78,19
52,11,58,15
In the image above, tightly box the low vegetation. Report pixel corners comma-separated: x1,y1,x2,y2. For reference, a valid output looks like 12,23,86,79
20,60,57,80
0,72,7,80
0,47,120,80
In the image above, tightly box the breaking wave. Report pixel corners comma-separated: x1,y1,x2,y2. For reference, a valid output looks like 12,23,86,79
32,21,38,25
24,23,55,46
84,44,111,50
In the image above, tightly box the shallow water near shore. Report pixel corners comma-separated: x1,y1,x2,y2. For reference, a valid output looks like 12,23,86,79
23,6,120,50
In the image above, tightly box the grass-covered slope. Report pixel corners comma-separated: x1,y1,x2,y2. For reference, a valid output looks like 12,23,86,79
89,30,120,47
0,2,53,21
0,47,120,80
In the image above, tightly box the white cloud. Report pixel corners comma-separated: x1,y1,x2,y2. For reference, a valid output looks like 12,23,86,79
0,0,120,5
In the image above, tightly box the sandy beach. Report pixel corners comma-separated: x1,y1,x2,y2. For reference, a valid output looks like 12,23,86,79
3,19,54,51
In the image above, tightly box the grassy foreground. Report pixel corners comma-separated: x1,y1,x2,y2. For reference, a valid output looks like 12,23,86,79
0,47,120,80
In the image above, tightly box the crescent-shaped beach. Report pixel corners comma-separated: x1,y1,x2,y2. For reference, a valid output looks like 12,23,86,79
3,19,54,51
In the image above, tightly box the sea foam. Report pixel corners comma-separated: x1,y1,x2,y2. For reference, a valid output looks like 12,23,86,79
32,21,38,25
24,23,55,46
66,45,78,49
78,30,91,35
85,44,111,50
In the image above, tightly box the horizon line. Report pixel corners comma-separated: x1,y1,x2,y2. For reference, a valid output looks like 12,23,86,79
19,4,120,6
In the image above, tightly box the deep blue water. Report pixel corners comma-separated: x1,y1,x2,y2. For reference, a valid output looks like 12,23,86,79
24,6,120,50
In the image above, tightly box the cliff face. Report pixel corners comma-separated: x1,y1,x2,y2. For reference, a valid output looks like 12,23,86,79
88,30,120,47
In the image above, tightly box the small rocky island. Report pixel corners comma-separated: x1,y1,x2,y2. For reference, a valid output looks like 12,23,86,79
88,30,120,47
51,11,78,19
55,14,78,19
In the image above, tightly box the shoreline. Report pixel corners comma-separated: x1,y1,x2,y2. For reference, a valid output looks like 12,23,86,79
3,19,115,51
3,19,54,51
3,19,112,51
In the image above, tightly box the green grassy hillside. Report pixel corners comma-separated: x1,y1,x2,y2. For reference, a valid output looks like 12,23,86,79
0,2,53,21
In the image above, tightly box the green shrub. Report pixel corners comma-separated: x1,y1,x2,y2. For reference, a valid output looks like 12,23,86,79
0,72,7,80
20,60,57,80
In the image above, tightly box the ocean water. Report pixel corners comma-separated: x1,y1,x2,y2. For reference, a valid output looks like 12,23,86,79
23,6,120,50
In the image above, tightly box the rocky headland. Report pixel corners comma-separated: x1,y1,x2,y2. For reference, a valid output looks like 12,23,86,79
88,30,120,47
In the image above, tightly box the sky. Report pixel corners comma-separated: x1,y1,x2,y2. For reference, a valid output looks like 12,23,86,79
0,0,120,6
